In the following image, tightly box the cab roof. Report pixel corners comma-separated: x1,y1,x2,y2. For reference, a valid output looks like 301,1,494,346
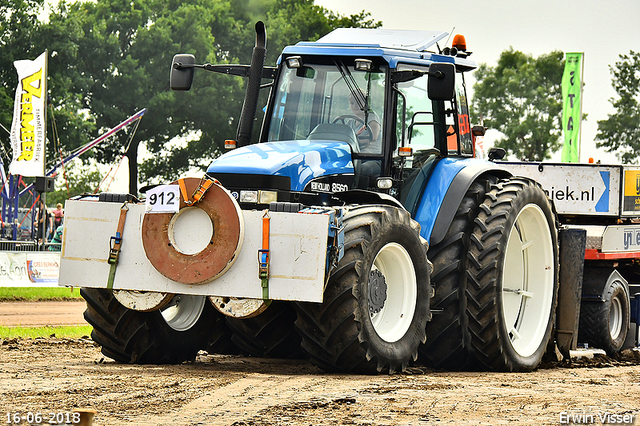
282,28,477,71
316,28,448,52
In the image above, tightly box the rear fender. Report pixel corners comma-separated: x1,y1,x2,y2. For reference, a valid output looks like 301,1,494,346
413,158,510,245
582,267,630,301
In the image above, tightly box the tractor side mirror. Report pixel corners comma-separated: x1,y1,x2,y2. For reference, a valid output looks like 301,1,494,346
488,147,506,161
170,54,195,91
472,125,486,137
427,63,455,101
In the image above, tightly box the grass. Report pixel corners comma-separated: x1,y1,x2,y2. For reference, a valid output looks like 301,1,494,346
0,325,92,339
0,286,82,301
0,288,89,340
0,287,92,339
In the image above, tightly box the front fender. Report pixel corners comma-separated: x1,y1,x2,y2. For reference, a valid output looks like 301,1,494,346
333,189,405,210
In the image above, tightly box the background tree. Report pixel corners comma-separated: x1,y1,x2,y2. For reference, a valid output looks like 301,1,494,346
472,48,565,161
595,50,640,163
46,161,104,206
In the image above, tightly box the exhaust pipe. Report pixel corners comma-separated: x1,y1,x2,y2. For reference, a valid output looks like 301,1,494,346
236,21,266,147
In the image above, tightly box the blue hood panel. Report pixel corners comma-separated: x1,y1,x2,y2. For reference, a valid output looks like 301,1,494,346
206,140,354,191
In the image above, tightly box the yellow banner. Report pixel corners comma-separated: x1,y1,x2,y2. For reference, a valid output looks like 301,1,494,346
9,51,47,177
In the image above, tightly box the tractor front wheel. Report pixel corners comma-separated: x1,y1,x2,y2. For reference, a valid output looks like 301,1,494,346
294,205,431,374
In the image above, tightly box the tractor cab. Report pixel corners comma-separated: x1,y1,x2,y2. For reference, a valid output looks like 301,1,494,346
258,28,478,205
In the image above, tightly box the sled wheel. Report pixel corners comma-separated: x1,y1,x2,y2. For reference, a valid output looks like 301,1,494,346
467,177,558,371
225,301,304,359
420,175,496,370
579,279,630,355
295,205,431,374
81,288,232,363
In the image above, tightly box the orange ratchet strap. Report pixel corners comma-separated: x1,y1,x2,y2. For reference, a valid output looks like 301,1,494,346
258,210,270,300
178,176,218,205
107,202,129,289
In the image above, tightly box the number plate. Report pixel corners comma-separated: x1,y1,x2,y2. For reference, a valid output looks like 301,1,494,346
145,185,180,213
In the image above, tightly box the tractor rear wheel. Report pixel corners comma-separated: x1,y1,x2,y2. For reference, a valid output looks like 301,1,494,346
420,176,496,370
82,288,231,363
579,278,630,355
294,205,431,374
466,178,558,371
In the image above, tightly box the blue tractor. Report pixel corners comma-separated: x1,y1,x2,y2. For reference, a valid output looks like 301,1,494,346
63,23,560,373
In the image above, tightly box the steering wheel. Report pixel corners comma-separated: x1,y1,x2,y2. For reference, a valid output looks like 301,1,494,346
332,115,374,142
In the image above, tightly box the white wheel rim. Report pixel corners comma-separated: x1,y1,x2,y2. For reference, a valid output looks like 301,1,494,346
160,295,205,332
609,294,623,340
369,243,417,343
501,204,554,358
209,296,269,319
113,290,173,312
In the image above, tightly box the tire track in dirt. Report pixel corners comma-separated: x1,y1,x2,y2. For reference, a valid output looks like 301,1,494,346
142,371,391,426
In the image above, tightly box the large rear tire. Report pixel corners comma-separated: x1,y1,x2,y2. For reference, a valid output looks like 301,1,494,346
294,205,431,374
420,176,496,370
82,288,231,363
579,278,630,355
466,178,558,371
225,302,304,359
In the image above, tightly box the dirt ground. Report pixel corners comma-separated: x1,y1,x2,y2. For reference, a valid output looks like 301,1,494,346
2,302,640,425
0,300,86,327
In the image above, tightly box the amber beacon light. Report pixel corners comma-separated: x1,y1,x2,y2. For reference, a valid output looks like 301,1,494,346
452,34,467,52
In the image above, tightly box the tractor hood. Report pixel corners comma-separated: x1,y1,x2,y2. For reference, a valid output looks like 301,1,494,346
206,140,354,191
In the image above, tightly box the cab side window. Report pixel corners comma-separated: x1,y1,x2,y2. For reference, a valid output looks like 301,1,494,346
456,78,474,156
395,65,436,159
444,73,473,156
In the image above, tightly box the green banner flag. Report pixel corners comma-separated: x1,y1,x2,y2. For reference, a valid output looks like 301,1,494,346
561,52,583,163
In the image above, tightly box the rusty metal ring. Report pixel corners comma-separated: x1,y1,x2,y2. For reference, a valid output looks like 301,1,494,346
142,177,244,284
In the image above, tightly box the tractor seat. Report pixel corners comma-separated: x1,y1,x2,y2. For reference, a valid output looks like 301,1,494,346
307,123,359,152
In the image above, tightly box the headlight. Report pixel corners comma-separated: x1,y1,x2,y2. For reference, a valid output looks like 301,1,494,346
239,190,258,203
258,190,278,204
376,178,393,190
239,190,278,204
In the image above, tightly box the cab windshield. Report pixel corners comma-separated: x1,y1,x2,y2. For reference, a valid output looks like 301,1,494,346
267,60,386,155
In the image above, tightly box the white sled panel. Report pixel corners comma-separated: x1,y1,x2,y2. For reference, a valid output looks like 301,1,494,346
59,200,328,303
500,162,621,216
